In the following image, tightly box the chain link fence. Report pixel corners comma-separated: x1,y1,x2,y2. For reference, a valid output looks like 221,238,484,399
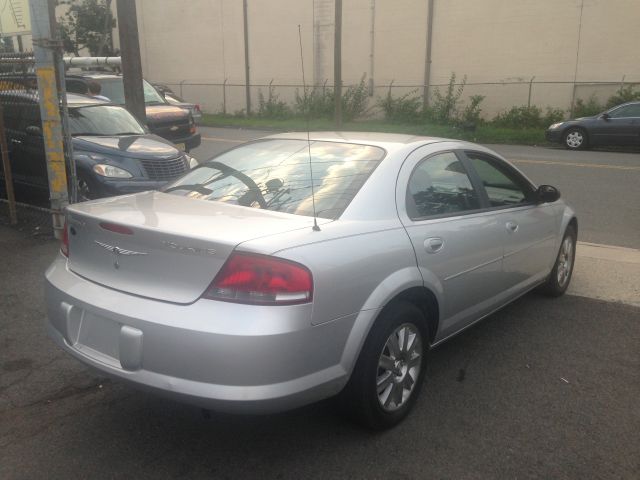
0,51,55,232
161,78,639,120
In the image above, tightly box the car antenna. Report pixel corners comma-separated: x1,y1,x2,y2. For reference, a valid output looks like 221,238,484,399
298,24,321,232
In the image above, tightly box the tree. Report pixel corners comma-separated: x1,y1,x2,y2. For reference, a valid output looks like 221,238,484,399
59,0,116,57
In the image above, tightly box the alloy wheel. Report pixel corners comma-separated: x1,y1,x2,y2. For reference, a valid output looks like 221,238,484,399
77,178,93,201
565,130,584,149
557,236,574,287
376,323,422,412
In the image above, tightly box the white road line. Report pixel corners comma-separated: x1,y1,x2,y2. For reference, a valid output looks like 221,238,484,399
201,137,246,143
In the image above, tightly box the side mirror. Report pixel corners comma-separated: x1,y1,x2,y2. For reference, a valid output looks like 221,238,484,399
25,125,42,136
265,178,284,192
600,112,610,121
536,185,561,203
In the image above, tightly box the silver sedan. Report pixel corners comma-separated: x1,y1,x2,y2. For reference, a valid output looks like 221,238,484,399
45,133,577,429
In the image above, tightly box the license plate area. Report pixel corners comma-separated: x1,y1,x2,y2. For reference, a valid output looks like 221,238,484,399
75,311,121,368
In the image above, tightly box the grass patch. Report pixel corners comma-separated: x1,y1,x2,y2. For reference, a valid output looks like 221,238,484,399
200,114,546,146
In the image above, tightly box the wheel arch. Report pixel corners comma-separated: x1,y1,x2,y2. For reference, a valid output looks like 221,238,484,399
388,286,440,344
340,281,441,381
568,216,578,236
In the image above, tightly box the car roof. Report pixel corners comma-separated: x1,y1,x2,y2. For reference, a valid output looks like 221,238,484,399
67,93,110,106
0,90,110,106
263,131,445,152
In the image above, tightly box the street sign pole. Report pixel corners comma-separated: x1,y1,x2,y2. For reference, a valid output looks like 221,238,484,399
29,0,69,239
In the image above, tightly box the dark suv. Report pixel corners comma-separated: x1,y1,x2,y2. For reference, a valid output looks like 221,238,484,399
0,92,197,200
65,72,201,152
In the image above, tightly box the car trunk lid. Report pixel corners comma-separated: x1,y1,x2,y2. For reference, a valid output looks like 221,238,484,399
66,191,324,304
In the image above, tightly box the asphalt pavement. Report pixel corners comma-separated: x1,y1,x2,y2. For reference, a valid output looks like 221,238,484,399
1,131,639,479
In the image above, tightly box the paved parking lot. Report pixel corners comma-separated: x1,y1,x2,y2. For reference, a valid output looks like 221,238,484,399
1,133,639,479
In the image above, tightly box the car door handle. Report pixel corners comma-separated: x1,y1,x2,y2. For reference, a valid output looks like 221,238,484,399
10,138,22,145
506,221,519,233
424,237,444,253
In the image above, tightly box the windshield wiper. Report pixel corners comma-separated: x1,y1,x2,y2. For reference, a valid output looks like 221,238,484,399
163,184,213,195
71,133,110,136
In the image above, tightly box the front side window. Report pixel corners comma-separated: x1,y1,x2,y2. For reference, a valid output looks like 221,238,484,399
466,152,534,207
0,97,39,131
163,139,385,219
406,151,480,219
68,105,145,136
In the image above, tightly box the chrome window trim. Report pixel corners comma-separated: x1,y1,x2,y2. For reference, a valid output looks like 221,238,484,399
405,203,542,226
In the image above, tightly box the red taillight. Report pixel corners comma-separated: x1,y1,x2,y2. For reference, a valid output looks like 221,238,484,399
194,104,201,113
60,220,69,257
203,252,313,305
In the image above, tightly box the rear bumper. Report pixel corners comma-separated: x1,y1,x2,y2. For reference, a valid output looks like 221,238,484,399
44,255,353,413
162,133,201,151
183,132,201,151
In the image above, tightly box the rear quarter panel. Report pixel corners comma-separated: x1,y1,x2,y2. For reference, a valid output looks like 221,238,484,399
250,219,425,378
239,219,423,326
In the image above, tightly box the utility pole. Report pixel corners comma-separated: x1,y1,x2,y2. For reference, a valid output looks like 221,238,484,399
423,0,435,110
29,0,69,239
117,0,146,124
243,0,251,115
334,0,342,129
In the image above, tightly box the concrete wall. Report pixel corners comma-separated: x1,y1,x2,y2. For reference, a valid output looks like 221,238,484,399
133,0,640,118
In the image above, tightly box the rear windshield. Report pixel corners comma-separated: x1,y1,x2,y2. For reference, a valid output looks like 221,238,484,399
96,78,165,105
163,139,385,219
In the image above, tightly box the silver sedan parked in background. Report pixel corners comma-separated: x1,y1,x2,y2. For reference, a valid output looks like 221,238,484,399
45,133,577,429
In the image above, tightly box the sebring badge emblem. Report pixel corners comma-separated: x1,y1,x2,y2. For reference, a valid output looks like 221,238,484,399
94,241,148,269
162,240,216,256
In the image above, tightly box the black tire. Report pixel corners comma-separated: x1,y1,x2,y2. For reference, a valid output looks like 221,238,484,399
563,127,588,150
340,301,429,430
540,225,577,297
77,175,96,202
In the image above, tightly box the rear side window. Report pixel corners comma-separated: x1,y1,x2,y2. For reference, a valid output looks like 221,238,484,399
609,104,640,118
163,139,385,219
406,151,480,219
466,151,535,207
